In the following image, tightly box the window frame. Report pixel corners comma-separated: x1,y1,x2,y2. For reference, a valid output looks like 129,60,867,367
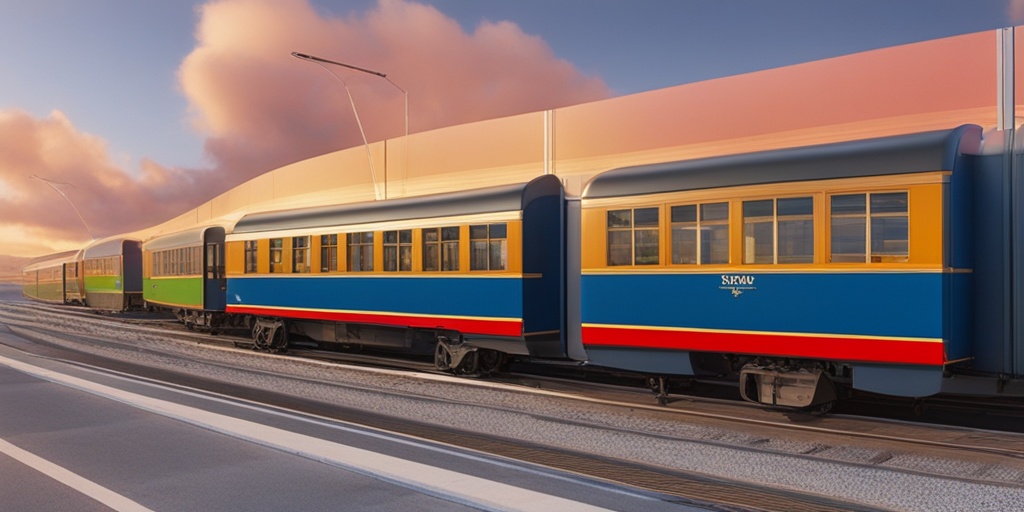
320,234,338,273
469,223,508,271
383,229,412,272
829,191,909,264
422,226,460,272
269,238,284,273
606,207,660,266
742,196,815,265
670,202,729,265
244,240,258,274
347,231,374,272
292,236,311,273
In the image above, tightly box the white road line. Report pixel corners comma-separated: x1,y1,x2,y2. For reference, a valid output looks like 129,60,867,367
0,437,154,512
0,354,611,512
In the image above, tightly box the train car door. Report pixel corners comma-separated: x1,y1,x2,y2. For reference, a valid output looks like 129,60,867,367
204,227,227,311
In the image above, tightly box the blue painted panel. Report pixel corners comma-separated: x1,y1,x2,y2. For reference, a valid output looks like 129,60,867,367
970,153,1011,374
586,347,695,375
227,276,523,318
853,364,943,396
522,193,564,338
582,272,945,339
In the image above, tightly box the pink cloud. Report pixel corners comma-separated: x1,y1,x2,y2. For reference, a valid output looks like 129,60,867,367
1012,0,1024,24
0,110,222,251
3,0,609,257
179,0,610,187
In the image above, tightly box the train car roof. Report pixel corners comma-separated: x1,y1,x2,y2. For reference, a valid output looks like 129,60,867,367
84,237,142,259
581,125,983,200
232,174,562,234
144,225,226,252
22,249,82,272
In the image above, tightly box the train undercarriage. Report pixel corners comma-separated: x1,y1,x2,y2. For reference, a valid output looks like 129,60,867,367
646,354,846,412
242,317,512,376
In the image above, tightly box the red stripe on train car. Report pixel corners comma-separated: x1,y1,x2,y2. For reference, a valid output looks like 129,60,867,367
227,306,523,338
582,325,944,365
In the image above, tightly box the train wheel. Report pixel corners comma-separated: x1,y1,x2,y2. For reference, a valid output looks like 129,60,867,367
456,351,479,375
268,323,288,353
252,319,287,353
478,349,504,374
252,323,270,350
434,342,453,371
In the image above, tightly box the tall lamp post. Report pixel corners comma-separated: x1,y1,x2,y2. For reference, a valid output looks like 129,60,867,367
292,52,407,200
30,175,95,240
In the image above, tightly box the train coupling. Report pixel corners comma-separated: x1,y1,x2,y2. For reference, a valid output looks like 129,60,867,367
739,364,837,409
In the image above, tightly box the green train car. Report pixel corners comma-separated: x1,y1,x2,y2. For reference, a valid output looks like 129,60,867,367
21,250,84,305
83,238,143,311
143,226,226,330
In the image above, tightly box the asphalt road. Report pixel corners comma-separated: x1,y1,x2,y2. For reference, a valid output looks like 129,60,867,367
0,282,24,303
0,324,703,512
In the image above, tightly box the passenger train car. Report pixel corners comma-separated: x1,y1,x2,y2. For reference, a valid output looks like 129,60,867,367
21,250,83,305
19,124,1024,409
223,175,572,373
82,238,144,311
579,125,981,408
142,226,228,330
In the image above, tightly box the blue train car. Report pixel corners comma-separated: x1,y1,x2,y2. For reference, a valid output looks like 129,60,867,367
224,175,573,372
578,125,999,407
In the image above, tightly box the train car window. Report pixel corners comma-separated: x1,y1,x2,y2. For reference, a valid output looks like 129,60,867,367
441,226,460,271
470,223,507,271
269,238,284,273
347,232,374,272
423,228,440,271
830,192,908,263
831,194,866,262
743,200,775,264
743,197,814,264
634,208,659,265
244,241,258,273
292,236,311,273
870,193,909,262
670,205,697,264
671,202,729,264
607,208,659,266
777,197,814,264
384,230,412,271
320,234,338,272
607,210,633,266
206,244,220,279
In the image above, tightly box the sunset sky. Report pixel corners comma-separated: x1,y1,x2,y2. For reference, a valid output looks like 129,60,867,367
0,0,1019,260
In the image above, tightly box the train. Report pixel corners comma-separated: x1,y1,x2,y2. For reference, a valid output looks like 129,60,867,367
21,124,1024,410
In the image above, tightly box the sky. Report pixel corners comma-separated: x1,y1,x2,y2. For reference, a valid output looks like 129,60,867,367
0,0,1020,260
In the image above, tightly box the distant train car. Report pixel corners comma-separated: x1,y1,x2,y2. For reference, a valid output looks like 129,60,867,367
143,226,227,330
83,238,143,311
224,175,573,373
21,250,84,305
579,125,986,408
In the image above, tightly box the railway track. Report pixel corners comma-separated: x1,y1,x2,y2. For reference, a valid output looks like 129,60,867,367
2,299,1024,510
